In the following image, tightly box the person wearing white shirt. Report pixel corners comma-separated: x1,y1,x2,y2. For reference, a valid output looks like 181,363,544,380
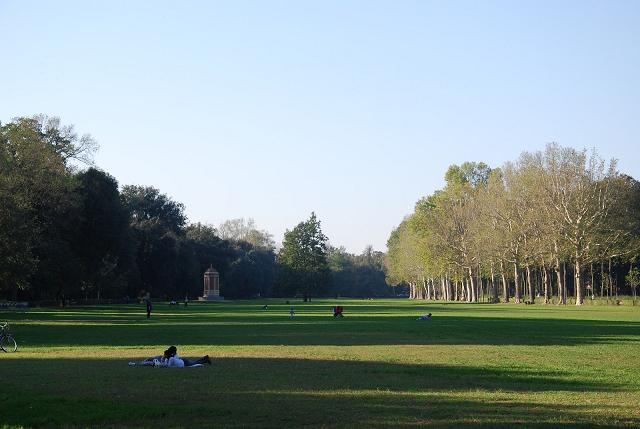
167,353,185,367
128,346,210,367
164,346,211,367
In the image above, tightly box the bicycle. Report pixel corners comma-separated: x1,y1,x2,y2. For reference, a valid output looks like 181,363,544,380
0,322,17,352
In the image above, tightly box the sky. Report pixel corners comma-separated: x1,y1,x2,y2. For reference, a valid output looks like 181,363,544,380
1,0,639,253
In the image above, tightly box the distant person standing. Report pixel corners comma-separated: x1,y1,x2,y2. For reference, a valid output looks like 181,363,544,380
144,292,152,319
289,306,295,319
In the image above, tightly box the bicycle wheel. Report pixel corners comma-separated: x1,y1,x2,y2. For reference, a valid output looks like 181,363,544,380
0,335,17,352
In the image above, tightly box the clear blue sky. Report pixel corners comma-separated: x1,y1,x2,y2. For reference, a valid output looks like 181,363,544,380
2,0,639,252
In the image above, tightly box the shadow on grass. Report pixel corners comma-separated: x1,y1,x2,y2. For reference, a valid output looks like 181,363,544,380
9,313,640,347
0,357,634,429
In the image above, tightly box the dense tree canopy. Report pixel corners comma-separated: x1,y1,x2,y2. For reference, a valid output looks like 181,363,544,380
74,168,134,300
1,116,388,302
386,144,640,305
0,116,86,299
277,213,331,301
328,245,391,298
218,218,275,250
6,117,637,306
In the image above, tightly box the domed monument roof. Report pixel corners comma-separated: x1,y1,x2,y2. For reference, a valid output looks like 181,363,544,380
204,265,218,274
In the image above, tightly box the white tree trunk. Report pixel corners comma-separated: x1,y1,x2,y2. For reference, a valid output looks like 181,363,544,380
555,258,565,305
468,268,476,303
500,259,509,302
513,263,522,303
526,265,534,304
575,256,584,306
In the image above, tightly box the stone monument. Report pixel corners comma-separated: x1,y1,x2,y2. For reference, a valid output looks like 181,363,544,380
201,265,223,300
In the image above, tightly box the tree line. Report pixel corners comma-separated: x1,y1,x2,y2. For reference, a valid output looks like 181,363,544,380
0,116,391,303
385,144,640,305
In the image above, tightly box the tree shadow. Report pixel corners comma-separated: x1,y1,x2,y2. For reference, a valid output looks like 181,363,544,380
0,357,634,428
11,313,640,347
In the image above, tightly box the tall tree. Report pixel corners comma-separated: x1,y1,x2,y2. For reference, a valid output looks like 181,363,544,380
0,116,94,300
121,185,187,296
73,168,134,300
218,217,275,250
541,145,617,305
278,212,330,301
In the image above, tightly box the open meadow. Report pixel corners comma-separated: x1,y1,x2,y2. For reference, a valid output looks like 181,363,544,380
1,299,639,428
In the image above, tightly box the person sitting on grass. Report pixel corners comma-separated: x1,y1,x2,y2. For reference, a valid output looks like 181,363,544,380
417,313,432,321
333,306,344,317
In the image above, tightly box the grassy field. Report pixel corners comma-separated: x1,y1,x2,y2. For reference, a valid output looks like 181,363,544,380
1,299,639,428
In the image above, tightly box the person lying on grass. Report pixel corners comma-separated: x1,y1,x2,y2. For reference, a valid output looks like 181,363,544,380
128,346,211,367
417,313,432,321
164,345,212,367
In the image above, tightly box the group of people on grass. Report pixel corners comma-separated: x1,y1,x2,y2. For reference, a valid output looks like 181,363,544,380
288,305,343,318
145,296,435,322
265,304,433,320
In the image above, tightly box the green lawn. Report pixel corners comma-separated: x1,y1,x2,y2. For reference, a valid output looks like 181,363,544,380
1,299,639,428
